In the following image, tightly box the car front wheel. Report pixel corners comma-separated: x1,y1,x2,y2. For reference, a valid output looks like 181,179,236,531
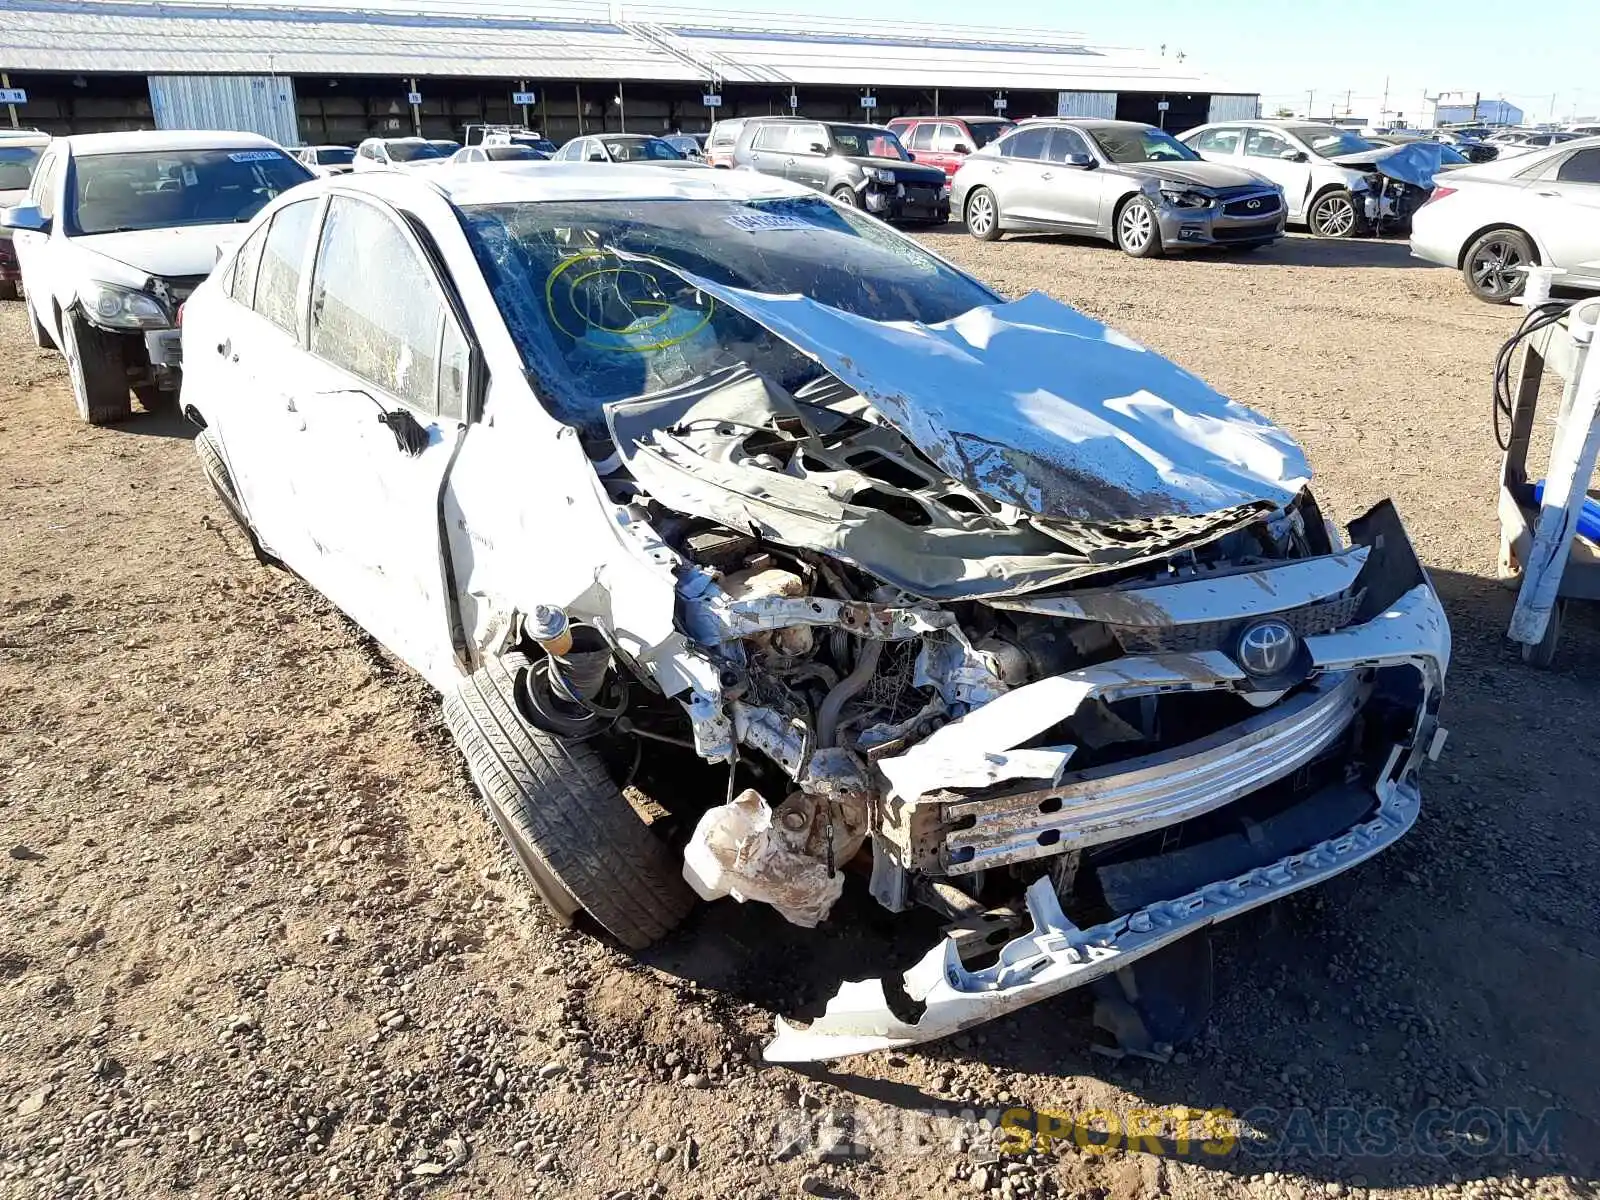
964,187,1001,241
1115,196,1163,257
1308,189,1359,238
443,653,696,950
1463,228,1535,304
831,184,859,208
60,310,132,425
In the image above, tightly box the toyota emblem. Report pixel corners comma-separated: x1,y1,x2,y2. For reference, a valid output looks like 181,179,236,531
1247,199,1261,210
1237,619,1297,676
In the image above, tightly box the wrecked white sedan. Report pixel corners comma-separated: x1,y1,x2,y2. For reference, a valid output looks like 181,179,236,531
179,165,1449,1062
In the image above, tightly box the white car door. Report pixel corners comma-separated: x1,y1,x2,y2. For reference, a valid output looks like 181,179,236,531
1240,127,1314,220
197,196,327,567
288,192,472,684
1531,147,1600,284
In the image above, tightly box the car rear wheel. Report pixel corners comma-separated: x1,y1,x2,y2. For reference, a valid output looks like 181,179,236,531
443,652,696,950
1308,189,1359,238
1463,228,1535,304
60,310,132,425
0,279,18,302
965,187,1001,241
831,184,859,208
1115,196,1163,258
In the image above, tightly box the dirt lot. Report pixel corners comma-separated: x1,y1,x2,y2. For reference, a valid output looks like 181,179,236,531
2,230,1599,1200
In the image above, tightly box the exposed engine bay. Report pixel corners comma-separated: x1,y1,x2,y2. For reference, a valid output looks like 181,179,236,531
507,327,1447,1060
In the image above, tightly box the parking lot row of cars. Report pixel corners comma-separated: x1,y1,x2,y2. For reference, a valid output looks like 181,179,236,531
1,113,1598,424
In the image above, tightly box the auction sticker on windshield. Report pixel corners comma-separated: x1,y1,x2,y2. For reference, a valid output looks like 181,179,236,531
228,150,282,163
724,210,818,233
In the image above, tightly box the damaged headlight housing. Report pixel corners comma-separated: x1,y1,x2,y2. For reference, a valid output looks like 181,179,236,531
80,281,172,330
1158,182,1215,209
861,167,896,184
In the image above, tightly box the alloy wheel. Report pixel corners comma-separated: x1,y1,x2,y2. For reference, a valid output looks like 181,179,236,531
968,191,995,236
1313,195,1356,237
1119,203,1153,252
1470,238,1525,300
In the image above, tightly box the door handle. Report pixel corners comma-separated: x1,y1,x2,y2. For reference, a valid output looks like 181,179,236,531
284,397,297,413
1040,171,1054,181
784,157,795,165
216,339,230,358
1535,190,1561,197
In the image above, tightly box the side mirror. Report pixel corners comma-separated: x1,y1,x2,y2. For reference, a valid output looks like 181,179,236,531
586,151,606,162
0,203,49,234
1280,149,1309,162
905,151,917,161
0,203,48,233
808,142,828,155
952,143,972,155
1063,153,1095,169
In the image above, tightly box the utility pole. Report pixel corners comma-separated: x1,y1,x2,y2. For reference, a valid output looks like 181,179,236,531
1381,76,1389,124
1306,88,1314,118
1472,91,1480,123
1,72,17,130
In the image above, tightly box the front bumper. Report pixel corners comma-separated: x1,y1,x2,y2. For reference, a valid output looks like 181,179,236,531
865,180,950,223
1159,196,1285,248
765,504,1449,1061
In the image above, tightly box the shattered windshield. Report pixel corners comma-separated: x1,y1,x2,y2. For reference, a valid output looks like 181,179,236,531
460,196,994,432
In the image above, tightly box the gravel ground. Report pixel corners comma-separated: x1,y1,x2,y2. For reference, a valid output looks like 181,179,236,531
2,229,1598,1200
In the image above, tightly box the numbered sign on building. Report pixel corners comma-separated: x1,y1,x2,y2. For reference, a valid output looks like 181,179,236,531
0,89,27,105
860,94,877,109
407,91,423,106
512,91,537,105
703,93,723,107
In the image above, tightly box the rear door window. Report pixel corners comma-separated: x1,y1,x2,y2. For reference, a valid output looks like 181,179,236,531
225,222,268,304
905,123,935,151
934,123,965,152
253,198,321,338
1045,128,1093,162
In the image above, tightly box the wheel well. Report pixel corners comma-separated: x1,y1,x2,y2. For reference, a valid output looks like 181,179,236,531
1308,182,1353,209
1110,190,1142,228
1455,223,1539,270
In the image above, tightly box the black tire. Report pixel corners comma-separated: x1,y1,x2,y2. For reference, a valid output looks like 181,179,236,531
0,279,18,302
1463,228,1536,304
1115,196,1163,258
1308,189,1359,238
443,653,695,950
1520,599,1564,668
26,295,56,351
964,187,1002,241
60,310,132,425
830,184,859,208
195,431,277,566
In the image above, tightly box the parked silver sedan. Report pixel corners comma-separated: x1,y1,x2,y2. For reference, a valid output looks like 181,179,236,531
952,119,1285,257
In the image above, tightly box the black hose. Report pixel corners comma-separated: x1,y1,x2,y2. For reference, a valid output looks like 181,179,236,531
1493,301,1575,452
817,639,884,748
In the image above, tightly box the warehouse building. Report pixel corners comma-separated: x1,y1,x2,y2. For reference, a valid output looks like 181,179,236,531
0,0,1260,145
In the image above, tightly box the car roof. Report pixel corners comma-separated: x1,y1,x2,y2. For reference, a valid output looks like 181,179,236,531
61,129,281,156
319,161,806,208
594,133,657,140
1030,118,1158,133
0,130,50,146
894,114,1012,123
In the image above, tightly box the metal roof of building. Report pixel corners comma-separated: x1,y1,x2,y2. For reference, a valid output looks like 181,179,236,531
0,0,1249,94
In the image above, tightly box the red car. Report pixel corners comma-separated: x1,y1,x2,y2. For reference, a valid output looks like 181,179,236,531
886,116,1017,181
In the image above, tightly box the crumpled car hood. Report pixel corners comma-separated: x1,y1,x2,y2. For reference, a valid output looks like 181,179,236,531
676,282,1311,522
1328,141,1450,189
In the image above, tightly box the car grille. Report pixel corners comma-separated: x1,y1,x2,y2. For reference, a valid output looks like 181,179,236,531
1223,193,1281,217
1111,589,1365,653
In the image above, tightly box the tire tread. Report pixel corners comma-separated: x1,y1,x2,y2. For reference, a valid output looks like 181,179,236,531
443,653,694,949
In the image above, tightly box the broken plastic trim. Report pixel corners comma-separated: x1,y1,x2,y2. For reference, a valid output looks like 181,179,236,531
764,777,1422,1062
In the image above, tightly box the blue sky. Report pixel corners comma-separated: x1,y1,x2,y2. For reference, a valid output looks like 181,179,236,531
669,0,1600,122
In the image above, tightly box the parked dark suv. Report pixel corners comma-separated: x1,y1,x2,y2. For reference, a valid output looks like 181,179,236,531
732,118,949,223
887,116,1016,181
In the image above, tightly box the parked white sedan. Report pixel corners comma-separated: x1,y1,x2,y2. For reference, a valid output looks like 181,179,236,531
179,165,1448,1062
1410,136,1600,301
1,129,311,423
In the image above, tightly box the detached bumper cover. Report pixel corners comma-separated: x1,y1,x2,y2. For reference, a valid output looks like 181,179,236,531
767,778,1420,1062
